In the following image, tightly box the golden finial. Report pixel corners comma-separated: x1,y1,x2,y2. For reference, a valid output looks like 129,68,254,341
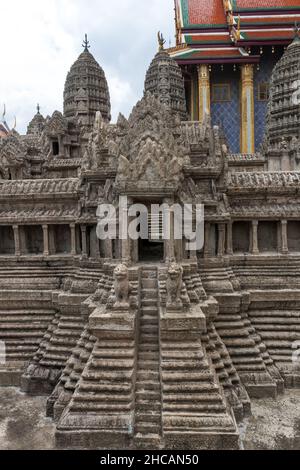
158,31,166,51
232,15,241,43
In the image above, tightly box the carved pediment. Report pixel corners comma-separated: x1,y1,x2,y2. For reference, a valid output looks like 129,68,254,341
115,93,189,190
0,134,29,179
45,111,67,136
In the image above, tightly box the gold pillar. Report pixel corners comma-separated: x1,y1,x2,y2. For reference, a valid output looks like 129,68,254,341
241,64,255,154
197,65,211,123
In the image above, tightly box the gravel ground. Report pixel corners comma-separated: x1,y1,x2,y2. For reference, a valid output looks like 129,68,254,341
0,387,299,450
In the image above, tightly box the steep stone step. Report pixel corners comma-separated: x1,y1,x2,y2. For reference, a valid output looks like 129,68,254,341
139,343,159,352
136,381,161,392
137,400,161,412
136,412,161,425
138,352,160,361
135,423,160,434
141,299,158,307
138,362,160,372
133,433,161,449
136,393,161,405
142,279,157,289
134,266,161,448
137,370,160,381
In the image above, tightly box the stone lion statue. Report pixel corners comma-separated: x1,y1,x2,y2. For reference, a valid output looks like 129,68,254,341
166,262,183,308
113,263,130,308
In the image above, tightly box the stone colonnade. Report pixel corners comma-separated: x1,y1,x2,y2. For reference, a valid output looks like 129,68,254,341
0,223,102,258
203,220,295,258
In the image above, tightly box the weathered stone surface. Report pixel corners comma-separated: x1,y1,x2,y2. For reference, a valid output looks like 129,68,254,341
1,35,300,450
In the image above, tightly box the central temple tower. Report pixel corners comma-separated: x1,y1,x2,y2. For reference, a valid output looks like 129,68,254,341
63,35,111,127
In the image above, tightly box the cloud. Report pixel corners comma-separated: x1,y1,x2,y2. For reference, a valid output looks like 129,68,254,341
0,0,175,133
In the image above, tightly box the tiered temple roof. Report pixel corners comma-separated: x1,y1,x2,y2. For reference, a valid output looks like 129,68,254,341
171,0,300,63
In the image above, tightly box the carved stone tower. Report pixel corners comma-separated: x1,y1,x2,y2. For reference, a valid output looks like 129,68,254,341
63,36,111,127
264,29,300,170
144,35,187,120
27,105,45,136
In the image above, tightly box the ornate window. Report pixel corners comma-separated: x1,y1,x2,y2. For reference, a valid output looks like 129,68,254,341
258,82,269,101
212,84,231,103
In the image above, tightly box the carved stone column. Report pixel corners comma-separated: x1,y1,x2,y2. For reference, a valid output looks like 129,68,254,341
70,223,76,256
241,64,255,154
251,220,259,255
227,221,233,255
281,220,289,254
164,199,175,263
104,239,113,259
13,225,21,256
42,225,49,257
197,65,211,123
120,199,131,265
217,224,226,258
204,222,211,259
81,225,87,258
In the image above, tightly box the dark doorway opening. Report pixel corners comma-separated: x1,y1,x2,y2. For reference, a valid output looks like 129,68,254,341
139,239,164,262
52,141,59,156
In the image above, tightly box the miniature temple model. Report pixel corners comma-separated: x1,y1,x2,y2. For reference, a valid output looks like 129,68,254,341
1,3,300,449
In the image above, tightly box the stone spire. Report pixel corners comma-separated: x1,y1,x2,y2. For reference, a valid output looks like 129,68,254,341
265,26,300,147
264,28,300,169
144,33,187,121
63,35,111,127
27,104,45,136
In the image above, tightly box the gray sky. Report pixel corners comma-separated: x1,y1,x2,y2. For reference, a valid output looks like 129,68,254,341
0,0,175,133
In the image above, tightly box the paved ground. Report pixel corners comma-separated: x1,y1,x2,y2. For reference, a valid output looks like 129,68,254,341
239,389,300,450
0,388,55,450
0,387,300,450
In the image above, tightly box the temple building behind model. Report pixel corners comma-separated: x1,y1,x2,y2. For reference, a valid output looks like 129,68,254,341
171,0,300,153
0,4,300,450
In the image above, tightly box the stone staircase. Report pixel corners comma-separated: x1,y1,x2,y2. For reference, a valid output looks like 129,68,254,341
133,266,162,449
0,290,56,386
248,307,300,387
214,293,278,398
21,293,86,395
